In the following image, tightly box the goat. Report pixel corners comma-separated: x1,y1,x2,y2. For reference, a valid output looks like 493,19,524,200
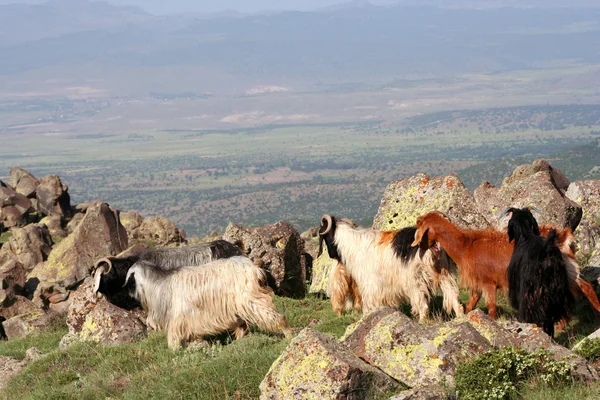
318,214,463,320
505,207,573,337
412,211,600,320
124,256,293,349
92,240,242,307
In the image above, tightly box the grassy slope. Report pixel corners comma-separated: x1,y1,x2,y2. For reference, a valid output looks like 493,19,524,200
1,291,598,399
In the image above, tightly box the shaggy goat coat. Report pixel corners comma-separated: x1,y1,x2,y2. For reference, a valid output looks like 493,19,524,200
506,208,574,337
319,215,463,320
92,240,242,307
412,212,600,320
124,256,292,349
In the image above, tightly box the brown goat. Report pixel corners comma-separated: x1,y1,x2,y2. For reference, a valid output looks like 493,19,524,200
412,212,600,320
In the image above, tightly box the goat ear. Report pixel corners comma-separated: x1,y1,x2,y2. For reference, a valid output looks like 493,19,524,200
411,228,427,247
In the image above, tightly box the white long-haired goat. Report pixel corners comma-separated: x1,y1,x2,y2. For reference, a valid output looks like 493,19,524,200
318,214,463,320
124,256,293,349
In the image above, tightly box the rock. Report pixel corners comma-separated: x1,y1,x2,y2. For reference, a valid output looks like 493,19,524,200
0,223,53,272
25,347,44,362
133,215,185,246
0,356,26,390
27,203,128,305
0,295,40,320
2,310,56,340
0,260,29,300
389,387,446,400
223,221,306,298
308,247,335,296
501,320,598,381
39,215,67,238
63,277,147,346
373,173,489,231
300,226,321,259
0,181,35,228
8,168,39,198
119,210,144,237
475,159,582,231
573,327,600,353
581,265,600,300
259,328,400,400
343,309,493,388
66,212,84,234
566,180,600,263
35,175,71,218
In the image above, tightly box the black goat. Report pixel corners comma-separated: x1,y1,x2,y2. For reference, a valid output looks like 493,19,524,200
505,207,574,337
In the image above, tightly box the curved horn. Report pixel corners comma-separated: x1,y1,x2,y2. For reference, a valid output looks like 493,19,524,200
319,214,333,236
93,257,113,274
92,265,106,295
498,208,513,220
528,206,542,215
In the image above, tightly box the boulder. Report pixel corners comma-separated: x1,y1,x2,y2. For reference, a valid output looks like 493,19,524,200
66,212,84,234
223,221,306,298
0,356,26,390
0,181,35,228
259,328,400,400
474,159,582,231
27,203,128,305
119,210,144,237
133,215,185,246
373,173,489,231
35,175,71,218
2,310,56,340
0,260,29,300
308,247,335,296
343,309,492,388
62,277,146,347
581,265,600,300
501,320,598,381
0,223,53,272
8,168,39,198
39,214,67,238
0,295,40,320
566,180,600,263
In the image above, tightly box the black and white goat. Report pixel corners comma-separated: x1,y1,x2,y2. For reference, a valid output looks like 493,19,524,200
92,240,242,307
505,207,574,337
318,214,463,320
124,256,293,349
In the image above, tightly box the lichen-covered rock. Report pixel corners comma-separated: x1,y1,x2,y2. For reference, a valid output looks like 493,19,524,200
0,223,53,273
343,309,493,387
0,181,35,228
565,180,600,263
224,221,306,298
0,260,29,301
373,173,489,231
8,168,39,198
308,248,335,296
119,210,144,238
0,295,40,320
501,320,598,381
2,310,56,340
389,387,446,400
455,310,520,348
66,212,84,234
260,328,400,400
0,355,26,390
63,277,146,346
133,215,185,245
35,175,71,218
27,203,128,304
475,159,582,231
39,214,67,238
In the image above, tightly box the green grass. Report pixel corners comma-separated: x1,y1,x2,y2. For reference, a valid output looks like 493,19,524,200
520,380,600,400
0,295,361,400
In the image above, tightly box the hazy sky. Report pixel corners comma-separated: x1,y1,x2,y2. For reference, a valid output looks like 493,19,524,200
0,0,400,15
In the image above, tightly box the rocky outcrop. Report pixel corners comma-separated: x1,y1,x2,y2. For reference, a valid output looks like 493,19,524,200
308,247,334,296
475,159,582,231
132,215,185,246
0,181,35,228
373,173,489,231
0,223,53,272
8,168,39,198
119,210,144,238
39,215,67,238
259,328,400,400
27,203,128,305
66,212,84,234
224,221,306,298
61,278,146,347
35,175,71,218
566,180,600,264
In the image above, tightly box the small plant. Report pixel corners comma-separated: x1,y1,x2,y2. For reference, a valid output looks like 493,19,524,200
575,338,600,361
454,347,573,400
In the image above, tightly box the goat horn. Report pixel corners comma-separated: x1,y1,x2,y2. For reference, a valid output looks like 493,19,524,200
528,206,542,215
92,265,106,295
498,208,513,220
319,214,333,236
93,257,113,274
